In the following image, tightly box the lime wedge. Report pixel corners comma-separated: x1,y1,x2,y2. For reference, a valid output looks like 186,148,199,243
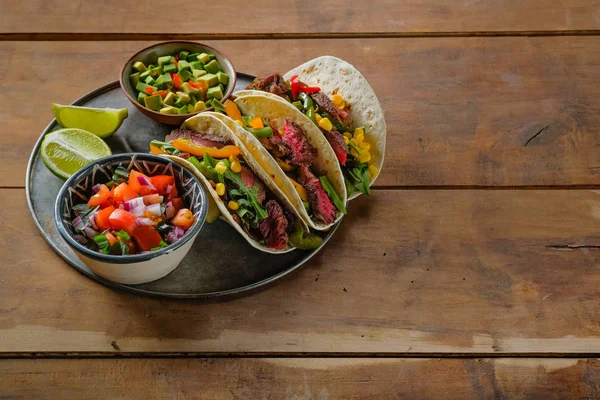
205,191,221,223
41,128,112,179
52,103,128,138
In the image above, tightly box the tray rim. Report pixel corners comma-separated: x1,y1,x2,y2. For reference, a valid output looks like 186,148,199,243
25,75,342,299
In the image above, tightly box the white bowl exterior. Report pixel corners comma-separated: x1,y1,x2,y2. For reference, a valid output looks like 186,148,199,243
72,230,199,285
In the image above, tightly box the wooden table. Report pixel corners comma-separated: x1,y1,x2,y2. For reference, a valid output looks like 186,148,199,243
2,1,600,397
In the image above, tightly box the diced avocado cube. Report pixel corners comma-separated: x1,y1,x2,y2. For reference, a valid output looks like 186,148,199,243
176,91,191,105
189,93,198,105
205,98,214,107
144,75,155,85
208,54,216,60
187,104,195,113
193,69,207,79
129,72,141,88
186,53,200,62
198,73,218,88
136,82,157,93
133,61,147,73
163,92,176,106
207,86,224,100
179,50,190,60
197,53,211,64
159,106,178,114
178,105,189,114
163,63,177,73
173,98,185,109
194,101,206,112
177,60,190,72
154,74,166,89
148,64,156,70
178,68,192,82
160,72,172,84
140,70,151,80
203,60,221,74
158,55,173,66
144,95,162,111
150,66,163,78
218,83,225,93
216,71,229,85
137,91,148,104
189,61,204,71
181,82,200,95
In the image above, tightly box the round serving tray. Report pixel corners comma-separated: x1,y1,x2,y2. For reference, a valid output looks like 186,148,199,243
26,73,341,298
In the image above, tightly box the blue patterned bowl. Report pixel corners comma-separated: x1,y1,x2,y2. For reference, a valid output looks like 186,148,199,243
55,153,208,284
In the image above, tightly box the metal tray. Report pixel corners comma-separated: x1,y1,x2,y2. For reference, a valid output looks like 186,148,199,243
26,73,341,298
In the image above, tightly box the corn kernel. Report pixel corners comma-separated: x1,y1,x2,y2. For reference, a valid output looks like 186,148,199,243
318,117,333,131
344,136,350,144
343,132,352,139
354,127,364,137
358,150,371,163
314,113,322,123
215,161,227,174
228,200,239,211
350,149,359,158
354,132,364,144
215,183,226,196
359,141,370,151
235,119,244,126
230,160,242,173
331,94,345,109
350,138,359,147
229,154,238,163
368,165,378,177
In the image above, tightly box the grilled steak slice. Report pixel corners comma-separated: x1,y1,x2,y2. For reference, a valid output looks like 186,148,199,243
246,74,289,98
298,166,336,225
258,200,289,249
280,120,315,166
310,92,350,125
240,166,266,204
166,129,230,149
268,131,292,159
322,127,348,166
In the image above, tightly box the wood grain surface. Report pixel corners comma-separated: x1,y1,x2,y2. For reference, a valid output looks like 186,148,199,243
3,188,599,354
4,39,600,188
2,358,600,399
1,0,600,36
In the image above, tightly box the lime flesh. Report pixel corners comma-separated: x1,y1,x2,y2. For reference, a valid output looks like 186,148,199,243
52,103,128,138
41,128,112,179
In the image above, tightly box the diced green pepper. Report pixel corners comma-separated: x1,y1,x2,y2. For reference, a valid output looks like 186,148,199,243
179,68,192,82
177,60,190,72
189,61,204,71
216,71,229,85
136,82,157,93
163,63,177,73
144,75,155,85
161,72,172,84
158,55,173,66
137,91,148,104
179,50,190,60
186,53,200,62
178,105,189,114
140,70,151,80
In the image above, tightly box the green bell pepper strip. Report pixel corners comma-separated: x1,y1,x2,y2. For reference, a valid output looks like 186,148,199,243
289,221,323,250
318,175,347,215
243,126,273,138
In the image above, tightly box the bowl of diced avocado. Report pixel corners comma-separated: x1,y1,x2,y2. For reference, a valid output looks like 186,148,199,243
120,41,237,125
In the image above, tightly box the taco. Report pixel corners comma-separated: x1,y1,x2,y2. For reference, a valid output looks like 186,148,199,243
211,96,347,232
236,56,386,200
149,112,323,253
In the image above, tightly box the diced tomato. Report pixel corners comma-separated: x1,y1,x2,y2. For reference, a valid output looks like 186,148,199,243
172,208,194,230
149,175,175,195
105,231,118,246
88,184,112,207
128,170,156,196
112,183,137,205
95,206,115,231
108,209,137,235
171,197,183,212
132,226,163,251
168,184,178,199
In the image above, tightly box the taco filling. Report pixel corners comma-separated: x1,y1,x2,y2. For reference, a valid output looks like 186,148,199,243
150,129,321,250
244,73,378,196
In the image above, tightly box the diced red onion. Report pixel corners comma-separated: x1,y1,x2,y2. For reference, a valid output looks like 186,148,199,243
145,203,161,216
129,206,146,217
123,197,145,212
84,226,99,239
89,213,99,230
135,217,154,227
92,183,101,193
72,216,84,231
143,194,163,205
165,201,175,219
73,234,87,244
167,226,185,244
137,176,156,190
165,185,173,195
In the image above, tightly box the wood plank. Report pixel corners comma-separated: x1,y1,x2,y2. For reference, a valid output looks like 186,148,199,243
1,0,599,35
3,188,600,354
3,38,600,188
1,358,600,399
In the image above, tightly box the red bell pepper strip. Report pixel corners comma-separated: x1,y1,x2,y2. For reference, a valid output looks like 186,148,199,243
289,74,320,100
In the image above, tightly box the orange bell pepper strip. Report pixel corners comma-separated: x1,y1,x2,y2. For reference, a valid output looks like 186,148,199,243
224,100,242,121
171,139,241,159
150,144,167,155
248,116,264,129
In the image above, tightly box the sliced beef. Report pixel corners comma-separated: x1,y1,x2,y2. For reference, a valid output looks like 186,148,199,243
280,120,315,166
310,92,350,125
298,166,337,225
166,129,230,149
322,127,348,166
268,131,291,159
282,206,296,234
240,166,266,204
246,74,289,98
258,200,289,250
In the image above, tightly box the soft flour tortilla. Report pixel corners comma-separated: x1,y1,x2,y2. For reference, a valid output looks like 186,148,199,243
164,112,308,254
237,56,386,200
211,96,347,231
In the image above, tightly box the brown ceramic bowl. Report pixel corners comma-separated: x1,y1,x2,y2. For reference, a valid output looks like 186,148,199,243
120,41,237,125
